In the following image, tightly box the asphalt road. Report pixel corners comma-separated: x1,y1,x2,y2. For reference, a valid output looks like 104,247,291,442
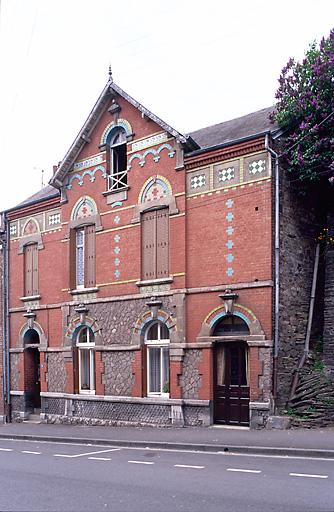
0,438,333,512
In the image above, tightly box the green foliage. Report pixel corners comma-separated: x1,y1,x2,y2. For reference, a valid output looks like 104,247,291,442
269,30,334,190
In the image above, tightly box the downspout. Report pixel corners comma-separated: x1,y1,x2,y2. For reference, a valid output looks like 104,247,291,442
265,134,279,412
288,242,320,403
3,213,10,421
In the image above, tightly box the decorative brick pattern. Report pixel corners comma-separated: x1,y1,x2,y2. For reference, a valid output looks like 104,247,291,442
102,351,135,396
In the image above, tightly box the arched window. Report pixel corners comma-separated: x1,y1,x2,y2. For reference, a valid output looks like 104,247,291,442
107,128,127,191
213,315,250,336
145,322,170,397
76,326,95,394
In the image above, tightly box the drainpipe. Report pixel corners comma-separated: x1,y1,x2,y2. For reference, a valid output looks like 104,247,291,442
265,134,279,412
2,213,10,421
288,242,320,403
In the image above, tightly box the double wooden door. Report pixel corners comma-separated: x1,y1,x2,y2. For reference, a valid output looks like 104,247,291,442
214,342,249,426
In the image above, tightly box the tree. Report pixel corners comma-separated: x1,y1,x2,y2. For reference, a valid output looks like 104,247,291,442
269,30,334,190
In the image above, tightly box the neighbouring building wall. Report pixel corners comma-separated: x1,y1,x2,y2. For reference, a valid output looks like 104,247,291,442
0,244,3,420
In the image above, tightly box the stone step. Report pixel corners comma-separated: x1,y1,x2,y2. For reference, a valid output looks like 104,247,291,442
23,413,41,424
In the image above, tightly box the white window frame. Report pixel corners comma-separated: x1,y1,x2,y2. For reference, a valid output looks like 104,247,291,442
145,322,170,398
76,326,95,394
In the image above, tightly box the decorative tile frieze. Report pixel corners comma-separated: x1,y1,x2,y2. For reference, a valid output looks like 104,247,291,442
132,133,168,152
249,159,266,175
48,213,61,225
139,284,171,294
73,293,97,301
190,174,206,189
219,167,235,182
73,154,103,172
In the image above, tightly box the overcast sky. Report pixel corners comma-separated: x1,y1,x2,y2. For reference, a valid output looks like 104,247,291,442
0,0,333,212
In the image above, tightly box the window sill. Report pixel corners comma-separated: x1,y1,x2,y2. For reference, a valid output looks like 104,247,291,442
69,287,99,296
103,186,130,205
136,277,173,288
20,295,41,302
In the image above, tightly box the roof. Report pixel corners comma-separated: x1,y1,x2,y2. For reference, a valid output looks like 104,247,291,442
15,185,60,209
188,106,276,149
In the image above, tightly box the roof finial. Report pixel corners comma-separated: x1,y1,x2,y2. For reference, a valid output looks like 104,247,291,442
108,64,113,82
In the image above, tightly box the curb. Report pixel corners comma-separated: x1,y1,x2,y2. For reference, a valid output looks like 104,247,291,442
0,432,333,459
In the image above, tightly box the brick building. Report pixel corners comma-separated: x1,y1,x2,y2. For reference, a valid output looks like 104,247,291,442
1,75,295,428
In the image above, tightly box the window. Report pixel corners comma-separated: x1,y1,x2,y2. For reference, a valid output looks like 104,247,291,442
141,208,169,281
24,243,38,296
145,322,170,397
107,129,127,191
213,316,250,336
69,225,95,290
75,326,95,394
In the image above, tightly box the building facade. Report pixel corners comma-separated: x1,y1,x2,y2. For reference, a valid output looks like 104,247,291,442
2,77,284,428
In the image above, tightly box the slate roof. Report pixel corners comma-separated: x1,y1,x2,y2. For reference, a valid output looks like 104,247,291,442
188,106,276,150
14,185,60,210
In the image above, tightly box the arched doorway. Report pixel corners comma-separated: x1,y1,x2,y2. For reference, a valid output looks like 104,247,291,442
213,316,250,426
24,329,41,410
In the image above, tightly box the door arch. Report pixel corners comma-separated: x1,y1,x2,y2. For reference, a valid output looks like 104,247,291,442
213,316,250,426
23,329,41,409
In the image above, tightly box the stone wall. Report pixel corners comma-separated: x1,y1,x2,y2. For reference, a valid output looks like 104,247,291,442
102,351,135,396
10,353,20,390
46,352,68,393
178,349,203,399
278,168,326,409
324,197,334,380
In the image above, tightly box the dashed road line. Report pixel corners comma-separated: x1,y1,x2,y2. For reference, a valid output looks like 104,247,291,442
128,460,154,465
174,464,205,469
88,457,112,461
227,468,261,474
22,451,41,455
54,448,121,459
0,448,13,452
290,473,328,479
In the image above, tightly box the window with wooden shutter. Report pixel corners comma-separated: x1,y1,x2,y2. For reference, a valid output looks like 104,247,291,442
24,243,38,296
69,225,96,290
141,208,169,281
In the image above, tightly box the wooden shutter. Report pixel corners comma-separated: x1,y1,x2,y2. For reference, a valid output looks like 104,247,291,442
141,211,157,280
69,229,77,290
156,209,169,278
24,244,38,296
84,225,96,288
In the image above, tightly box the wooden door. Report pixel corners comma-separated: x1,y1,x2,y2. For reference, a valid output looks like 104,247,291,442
214,342,249,426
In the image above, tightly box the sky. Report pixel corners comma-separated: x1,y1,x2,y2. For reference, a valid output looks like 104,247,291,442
0,0,333,212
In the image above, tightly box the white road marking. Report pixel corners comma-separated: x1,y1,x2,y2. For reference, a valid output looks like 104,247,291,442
88,457,111,461
227,468,261,474
22,451,41,455
174,464,205,469
128,460,154,465
0,448,13,452
290,473,328,479
54,448,121,458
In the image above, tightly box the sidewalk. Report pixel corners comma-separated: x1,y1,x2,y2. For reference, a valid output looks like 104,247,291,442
0,421,333,459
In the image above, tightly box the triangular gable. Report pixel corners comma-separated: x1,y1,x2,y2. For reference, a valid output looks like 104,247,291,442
50,76,199,191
